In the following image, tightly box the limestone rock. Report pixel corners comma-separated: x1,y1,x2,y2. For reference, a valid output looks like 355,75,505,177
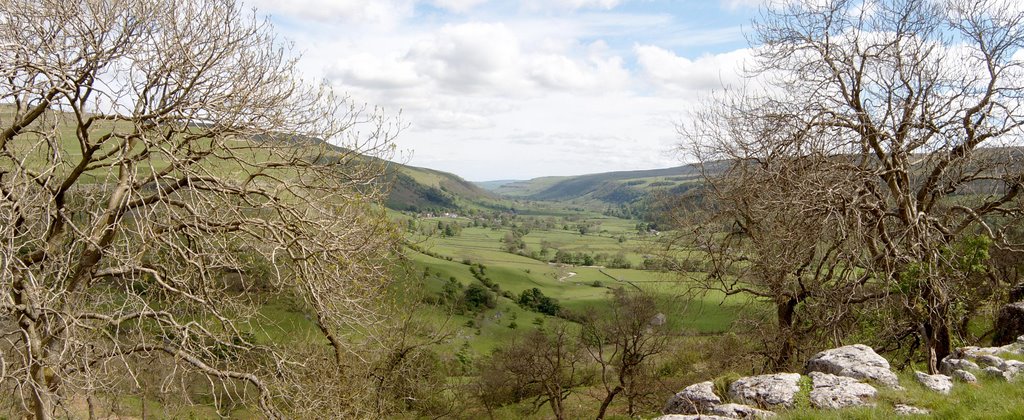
954,346,1004,358
654,416,734,420
807,372,877,409
983,366,1011,381
1002,359,1024,373
940,357,979,374
665,381,722,415
976,354,1005,367
707,403,776,419
893,404,931,415
993,302,1024,346
805,344,900,388
914,371,953,394
728,373,801,409
951,369,977,383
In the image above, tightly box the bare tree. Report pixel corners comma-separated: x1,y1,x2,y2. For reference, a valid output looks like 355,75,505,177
682,0,1024,373
0,0,400,417
477,324,587,420
583,289,669,419
676,131,883,369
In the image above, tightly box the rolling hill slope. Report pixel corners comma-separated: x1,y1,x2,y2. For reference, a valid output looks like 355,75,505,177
383,163,501,212
491,164,712,205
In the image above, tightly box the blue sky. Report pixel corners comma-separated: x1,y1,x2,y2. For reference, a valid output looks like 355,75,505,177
246,0,763,180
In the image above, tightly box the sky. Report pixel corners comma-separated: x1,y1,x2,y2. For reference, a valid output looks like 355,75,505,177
244,0,764,181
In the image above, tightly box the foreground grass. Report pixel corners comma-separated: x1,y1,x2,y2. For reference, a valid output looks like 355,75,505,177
781,372,1024,419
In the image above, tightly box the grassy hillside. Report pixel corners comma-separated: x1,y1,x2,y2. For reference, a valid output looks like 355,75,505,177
493,164,713,208
474,179,521,191
382,162,504,212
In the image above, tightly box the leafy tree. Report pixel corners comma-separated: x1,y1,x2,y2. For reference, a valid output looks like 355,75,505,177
518,288,561,316
502,230,526,253
442,278,465,305
463,283,497,311
582,253,596,266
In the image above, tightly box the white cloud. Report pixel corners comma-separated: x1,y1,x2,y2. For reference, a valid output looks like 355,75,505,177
721,0,766,10
416,109,496,130
247,0,762,179
527,42,630,92
429,0,488,13
634,45,751,93
330,21,632,98
245,0,414,26
329,53,422,89
408,22,527,94
521,0,624,11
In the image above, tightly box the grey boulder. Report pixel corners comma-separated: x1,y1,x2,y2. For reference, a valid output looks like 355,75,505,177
975,354,1005,367
951,369,977,384
665,381,722,415
807,371,877,409
805,344,900,388
983,366,1012,381
728,373,802,409
914,371,953,394
940,357,979,374
708,403,776,419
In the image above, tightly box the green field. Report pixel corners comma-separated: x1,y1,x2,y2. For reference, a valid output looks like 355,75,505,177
393,207,754,361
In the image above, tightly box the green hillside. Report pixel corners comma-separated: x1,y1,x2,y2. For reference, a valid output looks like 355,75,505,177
473,179,521,191
493,164,712,206
383,163,501,212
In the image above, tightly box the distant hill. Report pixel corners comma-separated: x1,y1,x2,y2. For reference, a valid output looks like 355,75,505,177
383,163,500,212
473,179,521,191
493,164,713,205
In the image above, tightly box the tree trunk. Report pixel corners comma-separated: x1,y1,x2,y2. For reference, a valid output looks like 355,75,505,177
923,320,951,374
775,297,799,369
549,394,565,420
595,385,622,420
15,277,54,420
27,341,54,420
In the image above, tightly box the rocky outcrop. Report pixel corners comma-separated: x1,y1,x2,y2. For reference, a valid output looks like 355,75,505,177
940,358,979,374
951,369,977,383
914,371,953,394
984,366,1011,380
976,354,1004,367
664,380,777,418
944,335,1024,382
664,381,722,415
807,372,876,409
993,302,1024,346
707,403,775,419
728,373,801,409
662,338,1024,419
1003,359,1024,377
805,344,900,388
